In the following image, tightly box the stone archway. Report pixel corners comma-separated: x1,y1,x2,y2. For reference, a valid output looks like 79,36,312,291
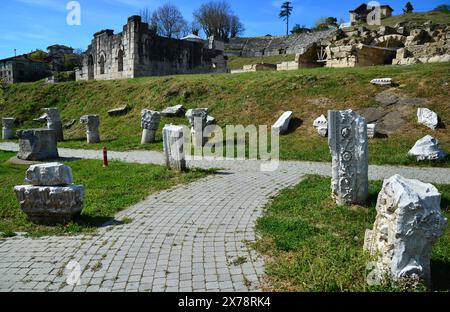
88,55,94,80
118,50,124,72
99,55,105,75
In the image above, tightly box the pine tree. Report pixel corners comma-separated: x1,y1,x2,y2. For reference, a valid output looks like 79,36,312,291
403,2,414,14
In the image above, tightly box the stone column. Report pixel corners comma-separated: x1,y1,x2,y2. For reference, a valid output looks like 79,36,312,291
17,129,59,161
163,125,186,172
36,108,64,141
141,109,161,144
186,108,208,148
80,115,100,144
2,117,15,139
364,175,447,287
328,109,368,205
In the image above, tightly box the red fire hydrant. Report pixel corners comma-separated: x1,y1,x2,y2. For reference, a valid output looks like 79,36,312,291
103,146,109,168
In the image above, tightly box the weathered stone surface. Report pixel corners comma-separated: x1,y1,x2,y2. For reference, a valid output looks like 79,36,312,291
17,129,59,161
186,108,209,127
206,116,216,126
375,91,399,106
357,107,387,124
186,109,209,147
408,135,447,161
80,115,100,144
364,175,447,286
328,109,368,205
272,111,293,135
63,119,76,129
163,125,186,172
370,78,392,86
417,108,439,130
376,111,405,135
108,105,130,116
35,108,64,142
141,110,161,144
14,185,84,225
313,115,328,137
161,104,186,117
25,163,73,186
2,117,15,140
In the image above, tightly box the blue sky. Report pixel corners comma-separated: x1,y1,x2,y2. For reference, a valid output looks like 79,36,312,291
0,0,447,59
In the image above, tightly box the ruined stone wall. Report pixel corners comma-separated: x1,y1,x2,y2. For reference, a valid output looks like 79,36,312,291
76,16,226,81
225,29,335,57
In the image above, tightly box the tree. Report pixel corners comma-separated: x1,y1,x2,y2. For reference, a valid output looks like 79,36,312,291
139,8,152,24
191,21,201,36
193,1,244,41
434,4,450,12
290,24,309,35
279,1,293,36
151,4,188,39
230,15,245,38
403,2,414,14
313,16,338,31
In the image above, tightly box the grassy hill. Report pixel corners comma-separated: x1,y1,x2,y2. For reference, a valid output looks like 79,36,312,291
1,62,449,167
228,54,295,70
380,10,450,27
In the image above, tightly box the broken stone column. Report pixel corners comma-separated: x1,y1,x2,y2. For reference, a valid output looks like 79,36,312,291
17,129,59,161
186,108,208,147
2,117,15,139
14,163,84,225
364,175,447,287
417,108,439,130
328,109,368,205
141,110,161,144
313,115,328,137
162,125,186,172
36,108,64,141
408,135,447,161
80,115,100,144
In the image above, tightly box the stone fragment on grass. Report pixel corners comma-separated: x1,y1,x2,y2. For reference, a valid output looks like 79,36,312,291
272,111,293,135
35,108,64,142
80,115,100,144
163,124,186,172
25,163,73,186
408,135,447,161
2,117,15,140
313,114,328,137
108,105,130,116
417,108,439,130
364,175,447,287
141,110,161,144
17,128,59,161
370,78,392,86
161,104,186,117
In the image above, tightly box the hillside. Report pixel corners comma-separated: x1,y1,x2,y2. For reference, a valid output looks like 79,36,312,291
1,62,449,167
380,10,450,27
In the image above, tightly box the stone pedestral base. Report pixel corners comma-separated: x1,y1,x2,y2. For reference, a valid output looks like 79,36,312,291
2,128,14,140
17,129,59,161
14,185,84,225
163,125,186,172
50,121,64,142
87,131,100,144
141,129,156,144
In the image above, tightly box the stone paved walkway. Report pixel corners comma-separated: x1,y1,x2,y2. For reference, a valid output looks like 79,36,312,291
0,142,449,292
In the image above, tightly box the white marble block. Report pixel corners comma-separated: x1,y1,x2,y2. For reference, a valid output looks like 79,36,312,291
367,123,377,139
163,125,186,172
417,108,439,130
80,115,100,144
25,163,73,186
141,109,161,144
36,108,64,141
14,185,84,225
370,78,392,86
161,104,185,117
328,109,369,205
272,111,293,135
313,115,328,137
408,135,447,161
364,175,448,286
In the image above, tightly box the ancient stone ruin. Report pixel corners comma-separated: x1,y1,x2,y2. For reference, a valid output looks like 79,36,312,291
313,114,328,137
272,111,293,135
141,109,161,144
408,135,447,161
14,163,84,225
162,124,186,172
80,115,100,144
76,16,227,81
417,108,439,130
108,105,130,116
364,175,448,287
328,109,368,205
161,104,186,117
35,108,64,142
17,128,59,161
2,117,15,140
186,108,209,148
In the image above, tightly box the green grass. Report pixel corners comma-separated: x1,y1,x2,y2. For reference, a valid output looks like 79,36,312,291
0,151,210,237
1,62,449,167
381,11,450,27
227,54,296,70
255,175,450,292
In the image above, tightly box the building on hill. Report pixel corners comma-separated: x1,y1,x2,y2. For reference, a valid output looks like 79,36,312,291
350,4,394,25
0,54,49,84
46,44,80,72
47,44,74,56
76,16,227,81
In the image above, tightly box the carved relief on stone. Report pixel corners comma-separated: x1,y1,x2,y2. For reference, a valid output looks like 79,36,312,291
328,109,368,205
